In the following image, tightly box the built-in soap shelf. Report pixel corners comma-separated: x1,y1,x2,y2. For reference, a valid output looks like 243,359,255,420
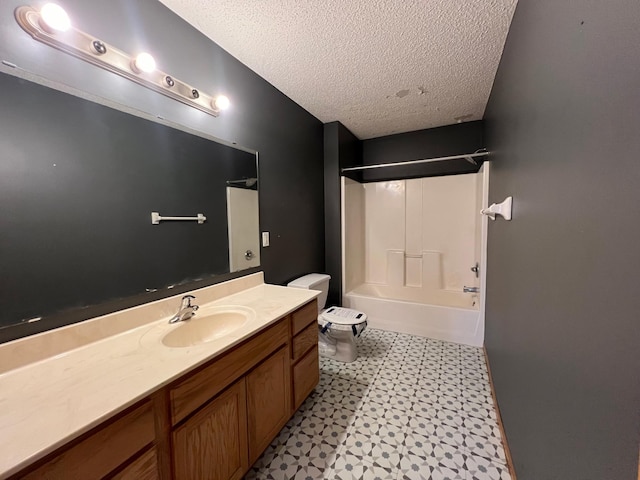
387,250,443,289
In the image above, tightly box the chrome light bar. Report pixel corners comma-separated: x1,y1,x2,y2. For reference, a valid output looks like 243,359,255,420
15,5,227,117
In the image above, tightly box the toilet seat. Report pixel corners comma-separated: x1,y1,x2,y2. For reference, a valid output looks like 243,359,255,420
321,307,367,325
319,307,367,337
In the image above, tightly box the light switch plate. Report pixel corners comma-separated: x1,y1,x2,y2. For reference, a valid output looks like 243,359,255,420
262,231,270,247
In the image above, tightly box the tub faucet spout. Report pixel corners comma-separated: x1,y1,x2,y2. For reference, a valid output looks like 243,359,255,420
169,295,199,323
463,286,480,293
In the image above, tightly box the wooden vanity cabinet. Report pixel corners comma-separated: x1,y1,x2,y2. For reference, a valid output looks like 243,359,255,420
168,319,289,426
11,299,320,480
290,299,320,411
167,317,291,480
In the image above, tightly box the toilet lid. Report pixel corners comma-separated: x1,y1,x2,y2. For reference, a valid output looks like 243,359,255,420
320,307,367,325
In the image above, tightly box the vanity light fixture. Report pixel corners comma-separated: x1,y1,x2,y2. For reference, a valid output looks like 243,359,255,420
15,4,229,117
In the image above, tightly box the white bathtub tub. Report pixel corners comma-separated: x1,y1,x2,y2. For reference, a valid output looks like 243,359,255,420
343,283,483,346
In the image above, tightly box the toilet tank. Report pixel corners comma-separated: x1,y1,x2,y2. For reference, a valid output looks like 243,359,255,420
287,273,331,313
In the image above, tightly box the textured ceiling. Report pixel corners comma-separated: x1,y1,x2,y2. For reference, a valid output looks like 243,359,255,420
159,0,518,139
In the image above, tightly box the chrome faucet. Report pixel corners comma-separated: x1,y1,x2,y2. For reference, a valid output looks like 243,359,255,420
463,286,480,293
169,295,199,323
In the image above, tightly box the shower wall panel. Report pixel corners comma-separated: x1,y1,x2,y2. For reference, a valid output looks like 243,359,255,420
342,178,366,293
360,174,479,291
364,181,406,285
421,175,478,290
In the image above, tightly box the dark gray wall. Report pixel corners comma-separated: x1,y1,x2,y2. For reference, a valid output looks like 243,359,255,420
0,0,324,339
484,1,640,479
324,122,361,306
359,122,484,182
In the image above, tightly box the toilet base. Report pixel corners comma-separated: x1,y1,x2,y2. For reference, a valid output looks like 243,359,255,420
321,330,358,363
318,308,367,363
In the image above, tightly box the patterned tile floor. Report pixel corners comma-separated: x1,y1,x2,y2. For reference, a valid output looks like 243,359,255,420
244,328,511,480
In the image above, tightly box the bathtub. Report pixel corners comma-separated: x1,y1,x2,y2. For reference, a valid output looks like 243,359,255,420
342,283,483,347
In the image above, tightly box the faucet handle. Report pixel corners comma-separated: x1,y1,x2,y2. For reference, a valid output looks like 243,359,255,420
181,294,196,307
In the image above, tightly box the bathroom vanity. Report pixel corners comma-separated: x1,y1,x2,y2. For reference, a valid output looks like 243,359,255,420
0,273,320,480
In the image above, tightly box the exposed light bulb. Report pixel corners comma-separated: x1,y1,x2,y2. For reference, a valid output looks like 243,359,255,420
214,95,230,111
40,3,71,33
133,52,156,73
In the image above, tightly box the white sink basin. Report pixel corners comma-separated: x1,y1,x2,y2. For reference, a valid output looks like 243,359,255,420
160,306,255,348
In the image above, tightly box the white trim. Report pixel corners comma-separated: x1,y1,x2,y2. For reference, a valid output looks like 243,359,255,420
340,176,347,304
478,162,490,345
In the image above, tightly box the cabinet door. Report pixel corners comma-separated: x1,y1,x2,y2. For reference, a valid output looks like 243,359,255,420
293,345,319,410
246,346,291,464
173,379,248,480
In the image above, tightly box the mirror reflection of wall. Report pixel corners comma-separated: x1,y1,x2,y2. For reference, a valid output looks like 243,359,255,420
0,72,259,334
226,181,260,272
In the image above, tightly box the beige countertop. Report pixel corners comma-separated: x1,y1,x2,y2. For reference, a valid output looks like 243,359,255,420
0,279,319,479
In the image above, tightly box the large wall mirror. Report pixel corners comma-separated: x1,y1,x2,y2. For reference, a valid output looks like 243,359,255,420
0,72,259,340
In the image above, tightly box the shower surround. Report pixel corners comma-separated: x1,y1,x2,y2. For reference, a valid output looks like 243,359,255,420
342,167,488,346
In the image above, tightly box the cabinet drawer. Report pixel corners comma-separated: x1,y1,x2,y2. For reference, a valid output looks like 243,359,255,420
291,300,317,336
22,401,154,480
292,346,319,410
170,319,288,425
292,321,318,362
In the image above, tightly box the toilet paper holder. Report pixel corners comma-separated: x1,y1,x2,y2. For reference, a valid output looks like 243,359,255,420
481,196,512,221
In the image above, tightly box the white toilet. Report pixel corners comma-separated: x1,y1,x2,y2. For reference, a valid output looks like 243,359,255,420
287,273,367,363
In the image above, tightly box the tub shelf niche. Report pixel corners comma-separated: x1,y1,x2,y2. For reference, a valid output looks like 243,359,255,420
385,250,443,289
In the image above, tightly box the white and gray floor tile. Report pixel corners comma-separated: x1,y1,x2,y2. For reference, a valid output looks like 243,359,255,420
244,328,511,480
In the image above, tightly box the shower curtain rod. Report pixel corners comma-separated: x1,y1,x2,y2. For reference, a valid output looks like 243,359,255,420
340,150,489,173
